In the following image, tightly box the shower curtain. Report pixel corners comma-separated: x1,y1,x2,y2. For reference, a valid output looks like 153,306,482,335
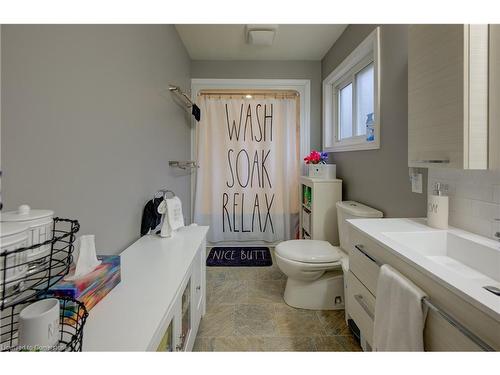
194,96,299,244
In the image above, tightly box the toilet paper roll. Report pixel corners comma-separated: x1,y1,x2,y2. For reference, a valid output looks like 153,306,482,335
18,298,60,351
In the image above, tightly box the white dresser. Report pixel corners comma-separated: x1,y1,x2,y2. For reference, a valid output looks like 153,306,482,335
83,225,208,351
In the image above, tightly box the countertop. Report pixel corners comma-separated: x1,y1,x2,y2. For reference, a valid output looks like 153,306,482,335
347,218,500,322
83,225,209,351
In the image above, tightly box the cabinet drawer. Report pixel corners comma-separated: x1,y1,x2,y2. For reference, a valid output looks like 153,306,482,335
347,271,376,347
349,228,381,295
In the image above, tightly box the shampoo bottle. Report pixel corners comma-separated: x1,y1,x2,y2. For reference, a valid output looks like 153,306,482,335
427,183,449,229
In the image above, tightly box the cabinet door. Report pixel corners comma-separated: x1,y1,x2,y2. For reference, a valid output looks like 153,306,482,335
156,297,179,352
408,25,465,168
185,244,206,351
192,246,203,313
178,277,192,351
490,25,500,170
156,311,175,352
408,25,489,169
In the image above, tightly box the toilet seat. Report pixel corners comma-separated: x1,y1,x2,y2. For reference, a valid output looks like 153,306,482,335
275,252,343,272
275,240,343,264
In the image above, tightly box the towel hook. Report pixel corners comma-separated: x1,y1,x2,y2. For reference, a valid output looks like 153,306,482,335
153,188,176,200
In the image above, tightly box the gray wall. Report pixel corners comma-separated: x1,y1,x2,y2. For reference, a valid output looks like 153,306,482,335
1,25,192,255
191,60,322,150
321,25,427,217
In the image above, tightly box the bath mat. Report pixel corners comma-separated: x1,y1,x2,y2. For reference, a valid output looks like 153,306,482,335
206,247,272,267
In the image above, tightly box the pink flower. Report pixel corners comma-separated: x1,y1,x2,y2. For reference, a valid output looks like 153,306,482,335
304,150,328,164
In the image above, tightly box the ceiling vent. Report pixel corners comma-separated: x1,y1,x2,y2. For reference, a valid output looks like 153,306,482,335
246,25,278,46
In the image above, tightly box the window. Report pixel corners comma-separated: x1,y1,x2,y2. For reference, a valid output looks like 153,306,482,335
323,27,380,152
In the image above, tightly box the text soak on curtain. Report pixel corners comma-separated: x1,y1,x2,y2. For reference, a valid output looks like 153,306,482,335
194,96,299,244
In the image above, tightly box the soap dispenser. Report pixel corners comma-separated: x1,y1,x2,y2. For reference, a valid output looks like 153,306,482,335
427,182,449,229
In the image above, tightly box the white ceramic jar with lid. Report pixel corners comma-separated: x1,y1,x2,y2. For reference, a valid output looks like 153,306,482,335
0,222,29,293
1,205,54,264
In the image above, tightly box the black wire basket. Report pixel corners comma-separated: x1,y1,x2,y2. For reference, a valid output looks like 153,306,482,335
0,296,89,351
1,218,80,310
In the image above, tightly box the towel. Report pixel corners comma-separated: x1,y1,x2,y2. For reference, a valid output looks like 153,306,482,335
373,264,428,351
192,104,201,122
157,196,184,238
166,197,184,230
140,197,164,236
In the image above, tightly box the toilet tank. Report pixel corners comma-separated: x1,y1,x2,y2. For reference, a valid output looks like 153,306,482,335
336,201,383,251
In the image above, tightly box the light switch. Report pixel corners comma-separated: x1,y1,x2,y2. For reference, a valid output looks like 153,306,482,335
411,173,423,194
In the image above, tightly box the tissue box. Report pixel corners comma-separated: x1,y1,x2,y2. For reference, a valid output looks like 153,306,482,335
47,255,121,311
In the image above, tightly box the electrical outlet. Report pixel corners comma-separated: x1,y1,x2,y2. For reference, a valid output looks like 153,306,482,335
411,173,423,194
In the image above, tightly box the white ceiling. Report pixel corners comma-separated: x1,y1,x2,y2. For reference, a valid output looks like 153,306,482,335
175,24,347,61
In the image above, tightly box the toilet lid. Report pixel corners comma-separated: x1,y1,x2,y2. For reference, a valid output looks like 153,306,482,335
275,240,343,264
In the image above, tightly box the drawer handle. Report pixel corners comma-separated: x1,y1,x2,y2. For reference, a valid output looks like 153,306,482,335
354,294,375,321
412,159,450,164
354,244,380,265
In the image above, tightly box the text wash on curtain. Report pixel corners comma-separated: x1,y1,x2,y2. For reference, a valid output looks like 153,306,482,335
194,96,299,243
223,103,274,233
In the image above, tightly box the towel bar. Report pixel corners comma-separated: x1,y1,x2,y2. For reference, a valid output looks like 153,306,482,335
422,298,494,352
168,160,199,170
168,84,194,108
353,244,495,351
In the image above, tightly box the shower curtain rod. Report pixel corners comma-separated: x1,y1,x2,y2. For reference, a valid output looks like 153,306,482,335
198,90,299,99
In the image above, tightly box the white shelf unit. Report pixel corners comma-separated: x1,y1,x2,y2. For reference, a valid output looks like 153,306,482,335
299,176,342,245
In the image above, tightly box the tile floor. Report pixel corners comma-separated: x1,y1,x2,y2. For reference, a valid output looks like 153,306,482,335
193,249,361,352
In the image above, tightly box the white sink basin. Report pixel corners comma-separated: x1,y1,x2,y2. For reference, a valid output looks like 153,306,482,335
382,231,500,283
347,218,500,320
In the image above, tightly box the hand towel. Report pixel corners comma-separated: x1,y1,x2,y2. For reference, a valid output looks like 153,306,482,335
140,197,163,236
373,264,428,351
157,200,172,238
157,197,184,238
166,196,184,231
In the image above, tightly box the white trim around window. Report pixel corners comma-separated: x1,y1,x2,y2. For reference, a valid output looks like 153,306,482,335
323,27,381,152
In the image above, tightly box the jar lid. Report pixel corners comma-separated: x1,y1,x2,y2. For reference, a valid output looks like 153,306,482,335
0,222,29,238
0,205,54,222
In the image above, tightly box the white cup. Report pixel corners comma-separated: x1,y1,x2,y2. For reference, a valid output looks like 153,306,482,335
18,298,60,351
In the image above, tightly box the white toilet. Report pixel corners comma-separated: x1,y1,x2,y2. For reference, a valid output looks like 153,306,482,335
275,201,383,310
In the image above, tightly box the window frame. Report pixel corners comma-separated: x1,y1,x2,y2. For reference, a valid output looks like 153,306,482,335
323,27,381,152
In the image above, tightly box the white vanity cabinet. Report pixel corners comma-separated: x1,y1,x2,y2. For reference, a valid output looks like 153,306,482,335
408,24,492,170
346,223,499,351
83,226,208,351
